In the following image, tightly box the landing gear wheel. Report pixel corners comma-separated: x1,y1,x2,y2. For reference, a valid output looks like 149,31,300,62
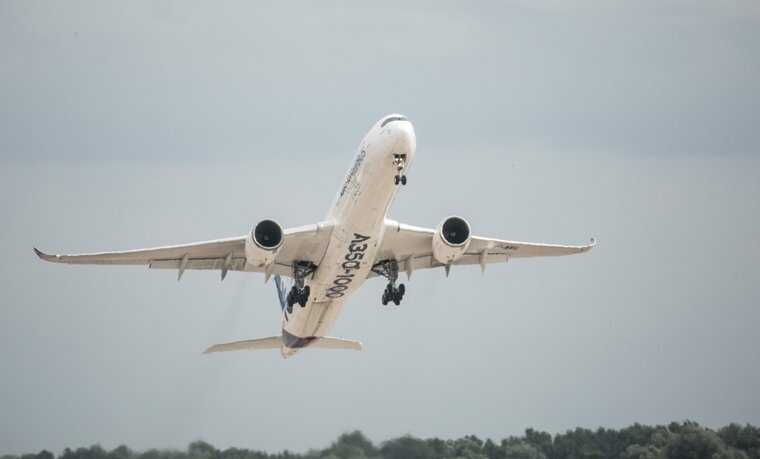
298,285,310,307
394,175,400,185
374,259,408,306
400,175,407,185
288,261,316,311
286,289,295,313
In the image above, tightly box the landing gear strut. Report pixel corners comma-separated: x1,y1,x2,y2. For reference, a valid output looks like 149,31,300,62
372,259,406,306
393,154,408,186
287,261,316,313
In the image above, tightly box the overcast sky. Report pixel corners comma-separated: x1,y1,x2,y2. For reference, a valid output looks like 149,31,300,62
2,0,759,455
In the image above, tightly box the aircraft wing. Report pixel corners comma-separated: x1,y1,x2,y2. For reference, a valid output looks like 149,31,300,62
372,220,594,277
34,223,331,280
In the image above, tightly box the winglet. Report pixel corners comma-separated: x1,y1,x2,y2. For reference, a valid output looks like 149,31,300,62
33,248,58,262
581,237,597,253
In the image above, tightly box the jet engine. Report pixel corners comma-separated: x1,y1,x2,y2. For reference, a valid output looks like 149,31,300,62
432,216,471,265
245,219,284,268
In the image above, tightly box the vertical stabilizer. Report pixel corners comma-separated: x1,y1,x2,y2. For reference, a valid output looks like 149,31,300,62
274,274,288,311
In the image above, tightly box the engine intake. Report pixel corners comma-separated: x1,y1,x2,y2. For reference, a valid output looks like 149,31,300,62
252,219,283,249
433,216,471,265
246,219,283,268
441,216,470,246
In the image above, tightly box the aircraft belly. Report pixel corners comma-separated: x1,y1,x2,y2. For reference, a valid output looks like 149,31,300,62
282,149,397,341
282,224,377,340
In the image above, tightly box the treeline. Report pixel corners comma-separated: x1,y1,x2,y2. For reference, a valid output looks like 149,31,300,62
4,421,760,459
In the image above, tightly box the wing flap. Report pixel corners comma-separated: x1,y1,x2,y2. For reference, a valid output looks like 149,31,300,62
147,257,247,271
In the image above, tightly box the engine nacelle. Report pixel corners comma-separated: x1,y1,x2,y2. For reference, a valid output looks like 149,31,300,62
432,216,471,265
245,219,284,268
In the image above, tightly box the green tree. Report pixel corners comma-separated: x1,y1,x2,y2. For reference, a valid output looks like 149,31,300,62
664,423,723,459
523,429,552,457
188,442,216,459
108,446,133,459
720,424,760,459
501,440,546,459
380,435,437,459
321,431,378,459
620,444,660,459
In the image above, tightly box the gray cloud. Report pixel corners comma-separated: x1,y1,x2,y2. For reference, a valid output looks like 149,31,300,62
2,1,759,163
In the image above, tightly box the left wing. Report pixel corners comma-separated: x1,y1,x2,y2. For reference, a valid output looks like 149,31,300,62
34,223,330,280
373,220,594,277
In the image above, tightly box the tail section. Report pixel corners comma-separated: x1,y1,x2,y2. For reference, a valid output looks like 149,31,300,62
204,335,363,355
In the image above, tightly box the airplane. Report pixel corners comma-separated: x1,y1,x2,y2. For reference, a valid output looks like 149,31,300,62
34,114,595,358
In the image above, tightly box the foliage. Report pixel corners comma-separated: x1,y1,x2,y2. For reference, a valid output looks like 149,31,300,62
4,422,760,459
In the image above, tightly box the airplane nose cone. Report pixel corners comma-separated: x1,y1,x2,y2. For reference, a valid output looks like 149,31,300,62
386,118,416,154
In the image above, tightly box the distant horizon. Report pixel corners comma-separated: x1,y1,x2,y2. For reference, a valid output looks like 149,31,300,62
4,421,759,458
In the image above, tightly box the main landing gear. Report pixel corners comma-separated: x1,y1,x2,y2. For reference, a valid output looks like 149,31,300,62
286,285,309,313
372,259,406,306
382,283,405,306
286,261,316,314
393,154,408,186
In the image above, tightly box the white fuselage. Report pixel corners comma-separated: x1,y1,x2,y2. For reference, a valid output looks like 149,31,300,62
280,116,416,357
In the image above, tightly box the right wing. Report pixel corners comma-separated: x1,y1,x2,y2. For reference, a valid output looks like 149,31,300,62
34,223,332,280
374,220,594,277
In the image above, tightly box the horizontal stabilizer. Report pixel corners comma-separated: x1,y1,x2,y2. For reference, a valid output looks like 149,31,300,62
204,336,281,354
204,336,363,354
308,336,363,351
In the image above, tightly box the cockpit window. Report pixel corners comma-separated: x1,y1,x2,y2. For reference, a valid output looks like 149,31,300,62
381,115,408,127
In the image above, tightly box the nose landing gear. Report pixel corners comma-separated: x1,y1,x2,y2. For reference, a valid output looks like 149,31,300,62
372,259,406,306
393,154,408,186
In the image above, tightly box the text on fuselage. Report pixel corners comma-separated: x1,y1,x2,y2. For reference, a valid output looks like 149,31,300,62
339,150,366,198
325,233,371,299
